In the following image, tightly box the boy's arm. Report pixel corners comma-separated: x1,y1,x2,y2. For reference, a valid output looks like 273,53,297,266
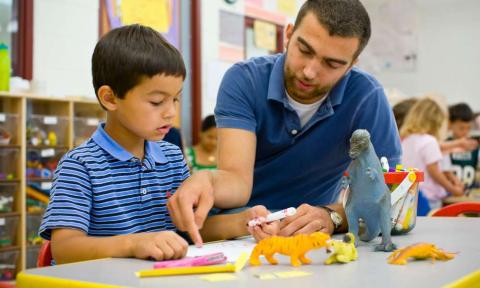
427,162,464,196
51,228,188,264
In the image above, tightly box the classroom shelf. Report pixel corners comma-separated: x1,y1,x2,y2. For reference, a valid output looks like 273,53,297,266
0,92,105,278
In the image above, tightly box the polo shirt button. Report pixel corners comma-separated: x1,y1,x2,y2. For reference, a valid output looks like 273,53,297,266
141,188,147,195
291,129,298,135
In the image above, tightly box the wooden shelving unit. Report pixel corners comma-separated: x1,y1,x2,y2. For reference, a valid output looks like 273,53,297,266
0,92,105,279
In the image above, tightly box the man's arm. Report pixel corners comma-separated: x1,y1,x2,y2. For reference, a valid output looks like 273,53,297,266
168,128,256,246
51,229,188,264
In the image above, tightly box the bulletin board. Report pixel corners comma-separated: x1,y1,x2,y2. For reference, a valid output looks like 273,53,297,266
100,0,181,48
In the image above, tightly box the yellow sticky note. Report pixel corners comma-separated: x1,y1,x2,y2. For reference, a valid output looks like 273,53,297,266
120,0,171,32
200,273,237,282
277,0,296,16
274,270,312,278
254,20,277,51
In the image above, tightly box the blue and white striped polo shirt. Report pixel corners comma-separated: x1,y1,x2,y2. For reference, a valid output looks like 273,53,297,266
39,124,189,239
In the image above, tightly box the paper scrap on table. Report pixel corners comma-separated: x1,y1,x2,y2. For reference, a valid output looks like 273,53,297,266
187,237,256,261
200,273,238,282
255,270,312,280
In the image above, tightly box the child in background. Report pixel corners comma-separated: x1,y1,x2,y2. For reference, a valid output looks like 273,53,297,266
400,98,464,212
185,115,217,172
392,98,418,130
447,103,480,190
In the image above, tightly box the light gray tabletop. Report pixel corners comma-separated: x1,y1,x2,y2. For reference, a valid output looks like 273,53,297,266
17,217,480,288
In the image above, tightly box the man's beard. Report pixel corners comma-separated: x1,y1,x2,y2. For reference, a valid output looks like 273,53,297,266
284,65,331,103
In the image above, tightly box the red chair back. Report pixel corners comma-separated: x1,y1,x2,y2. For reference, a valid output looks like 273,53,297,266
431,202,480,217
37,240,53,267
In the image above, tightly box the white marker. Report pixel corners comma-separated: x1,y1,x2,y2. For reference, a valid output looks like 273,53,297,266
380,156,389,171
248,207,296,227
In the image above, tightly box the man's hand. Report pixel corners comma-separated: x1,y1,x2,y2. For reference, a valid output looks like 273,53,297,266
130,231,188,261
246,205,279,242
278,204,334,236
167,170,214,246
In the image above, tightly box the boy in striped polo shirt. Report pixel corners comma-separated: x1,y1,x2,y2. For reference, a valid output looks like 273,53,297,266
39,24,192,264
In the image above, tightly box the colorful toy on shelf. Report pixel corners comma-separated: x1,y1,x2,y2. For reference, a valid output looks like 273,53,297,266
0,127,11,144
387,243,456,265
324,233,358,265
344,129,396,252
0,194,14,212
27,125,47,146
0,172,14,180
249,232,330,267
47,131,57,146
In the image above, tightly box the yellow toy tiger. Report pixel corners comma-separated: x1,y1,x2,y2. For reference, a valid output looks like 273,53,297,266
249,232,331,267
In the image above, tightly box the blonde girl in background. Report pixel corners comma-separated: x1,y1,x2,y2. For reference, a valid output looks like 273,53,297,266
400,97,464,212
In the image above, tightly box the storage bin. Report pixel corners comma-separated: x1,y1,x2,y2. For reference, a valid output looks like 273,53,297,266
0,183,17,212
26,147,68,179
0,249,19,280
26,245,41,269
0,148,19,180
27,213,43,245
74,117,100,146
27,114,69,146
0,113,19,145
385,171,424,235
0,214,19,248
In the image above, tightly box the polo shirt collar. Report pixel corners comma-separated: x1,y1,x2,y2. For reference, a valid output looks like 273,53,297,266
92,123,167,163
267,53,351,107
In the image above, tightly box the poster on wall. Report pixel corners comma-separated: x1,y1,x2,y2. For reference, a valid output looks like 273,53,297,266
102,0,180,48
358,0,417,73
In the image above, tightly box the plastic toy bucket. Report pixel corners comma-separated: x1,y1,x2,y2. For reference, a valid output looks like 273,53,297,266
384,171,424,235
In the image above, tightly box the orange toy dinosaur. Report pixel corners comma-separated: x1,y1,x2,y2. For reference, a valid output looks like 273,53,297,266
387,243,456,265
249,232,330,267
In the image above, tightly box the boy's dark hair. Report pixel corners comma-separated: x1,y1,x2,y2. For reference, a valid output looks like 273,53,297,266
449,103,474,122
92,24,186,109
201,115,216,132
294,0,371,59
392,98,418,130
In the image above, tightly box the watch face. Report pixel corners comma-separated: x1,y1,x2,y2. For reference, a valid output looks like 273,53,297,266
331,212,343,226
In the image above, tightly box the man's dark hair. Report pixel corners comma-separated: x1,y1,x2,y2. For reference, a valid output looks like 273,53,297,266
294,0,371,59
201,115,216,132
449,103,474,122
92,24,186,108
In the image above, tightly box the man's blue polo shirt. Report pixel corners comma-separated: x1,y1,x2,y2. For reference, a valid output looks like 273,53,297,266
39,124,189,239
215,54,401,209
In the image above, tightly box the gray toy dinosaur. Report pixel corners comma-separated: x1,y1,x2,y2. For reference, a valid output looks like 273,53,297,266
343,129,396,252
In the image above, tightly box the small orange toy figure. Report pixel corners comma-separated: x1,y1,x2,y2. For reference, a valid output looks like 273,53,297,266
387,243,456,265
249,232,330,267
324,233,358,265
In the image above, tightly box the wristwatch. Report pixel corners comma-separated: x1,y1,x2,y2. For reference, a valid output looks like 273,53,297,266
318,206,343,231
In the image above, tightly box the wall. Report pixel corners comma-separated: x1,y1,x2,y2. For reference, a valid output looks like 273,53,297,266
361,0,480,110
200,0,303,117
33,0,98,98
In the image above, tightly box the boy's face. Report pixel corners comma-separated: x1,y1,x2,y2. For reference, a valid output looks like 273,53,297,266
450,120,472,139
114,74,183,142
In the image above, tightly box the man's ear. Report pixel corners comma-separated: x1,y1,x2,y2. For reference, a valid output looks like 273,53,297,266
284,23,294,50
97,86,117,111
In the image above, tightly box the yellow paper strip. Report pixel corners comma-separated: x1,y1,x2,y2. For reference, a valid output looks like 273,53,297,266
200,273,238,282
136,252,249,278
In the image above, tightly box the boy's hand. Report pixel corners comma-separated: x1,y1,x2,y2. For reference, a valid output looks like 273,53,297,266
130,231,188,261
246,205,280,242
167,170,214,247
